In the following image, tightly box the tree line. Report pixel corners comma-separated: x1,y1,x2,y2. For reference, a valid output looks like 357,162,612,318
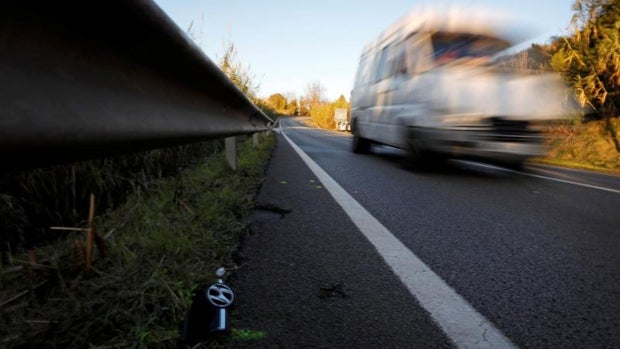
263,82,350,129
213,41,351,129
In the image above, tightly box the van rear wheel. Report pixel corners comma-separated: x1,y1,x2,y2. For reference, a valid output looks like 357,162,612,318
352,132,371,154
351,121,371,154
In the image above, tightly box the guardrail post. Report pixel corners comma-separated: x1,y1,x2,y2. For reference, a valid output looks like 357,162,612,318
253,133,259,148
225,137,237,171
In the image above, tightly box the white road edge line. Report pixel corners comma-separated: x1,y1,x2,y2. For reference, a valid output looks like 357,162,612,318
520,171,620,194
281,125,516,349
470,162,620,195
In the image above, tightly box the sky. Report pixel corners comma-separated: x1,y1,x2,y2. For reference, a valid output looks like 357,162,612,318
154,0,575,101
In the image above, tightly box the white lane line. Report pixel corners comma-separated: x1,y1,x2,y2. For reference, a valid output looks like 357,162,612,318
532,163,620,176
524,171,620,194
467,162,620,195
281,126,516,349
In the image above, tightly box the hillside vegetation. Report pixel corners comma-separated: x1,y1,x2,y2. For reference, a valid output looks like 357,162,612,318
540,119,620,172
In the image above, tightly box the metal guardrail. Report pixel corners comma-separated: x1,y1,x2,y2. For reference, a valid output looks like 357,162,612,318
0,0,273,170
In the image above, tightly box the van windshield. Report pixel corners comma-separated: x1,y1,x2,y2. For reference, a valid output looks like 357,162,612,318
431,33,510,65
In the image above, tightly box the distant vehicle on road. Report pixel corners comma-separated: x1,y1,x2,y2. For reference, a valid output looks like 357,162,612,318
350,6,575,168
334,108,350,132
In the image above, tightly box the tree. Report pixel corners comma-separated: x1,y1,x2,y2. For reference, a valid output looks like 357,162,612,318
333,94,350,109
285,98,299,116
303,81,335,128
551,0,620,120
304,81,326,109
298,99,311,116
266,93,287,114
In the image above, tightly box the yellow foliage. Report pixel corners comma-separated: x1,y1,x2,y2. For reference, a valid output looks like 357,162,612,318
310,103,335,129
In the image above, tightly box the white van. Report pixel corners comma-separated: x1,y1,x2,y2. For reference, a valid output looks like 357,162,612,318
350,7,573,168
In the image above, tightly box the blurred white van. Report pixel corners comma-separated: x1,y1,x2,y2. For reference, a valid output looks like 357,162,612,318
350,6,574,168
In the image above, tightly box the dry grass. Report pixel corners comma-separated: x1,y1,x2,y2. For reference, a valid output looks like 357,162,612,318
0,134,275,348
536,118,620,174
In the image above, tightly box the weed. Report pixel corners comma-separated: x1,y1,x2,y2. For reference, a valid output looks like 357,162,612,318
0,134,275,347
1,140,225,254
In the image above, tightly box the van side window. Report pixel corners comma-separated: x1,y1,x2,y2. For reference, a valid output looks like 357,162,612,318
374,47,389,82
406,33,433,74
354,55,368,85
390,44,407,76
375,43,407,81
356,52,383,85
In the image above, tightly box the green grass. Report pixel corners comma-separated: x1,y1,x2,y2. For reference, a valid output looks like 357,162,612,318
0,134,275,348
0,140,226,253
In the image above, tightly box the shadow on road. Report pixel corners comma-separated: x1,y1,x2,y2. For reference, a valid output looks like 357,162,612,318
369,145,521,180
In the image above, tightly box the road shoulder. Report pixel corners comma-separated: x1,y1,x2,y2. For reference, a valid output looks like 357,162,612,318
228,134,454,348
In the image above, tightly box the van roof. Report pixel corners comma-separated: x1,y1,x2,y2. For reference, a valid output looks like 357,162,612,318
362,5,530,55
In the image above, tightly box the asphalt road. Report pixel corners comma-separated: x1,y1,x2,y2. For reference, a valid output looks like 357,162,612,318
229,117,620,349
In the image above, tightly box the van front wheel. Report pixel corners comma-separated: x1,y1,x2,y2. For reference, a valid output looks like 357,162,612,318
406,128,445,169
406,137,427,167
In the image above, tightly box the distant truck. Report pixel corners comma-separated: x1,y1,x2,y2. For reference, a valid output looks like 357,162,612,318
334,108,350,132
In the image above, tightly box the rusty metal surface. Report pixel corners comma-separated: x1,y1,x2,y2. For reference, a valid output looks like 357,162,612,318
0,0,272,169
